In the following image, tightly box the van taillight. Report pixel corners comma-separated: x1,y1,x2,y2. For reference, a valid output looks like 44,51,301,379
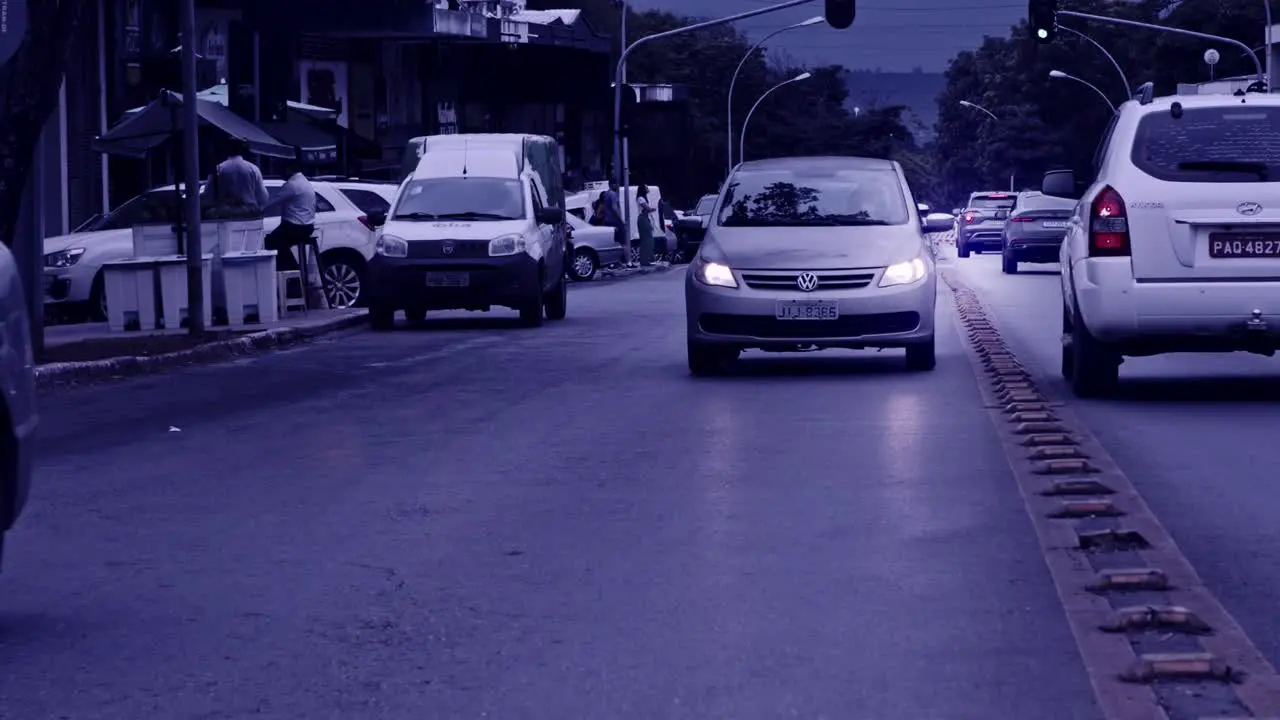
1089,186,1129,257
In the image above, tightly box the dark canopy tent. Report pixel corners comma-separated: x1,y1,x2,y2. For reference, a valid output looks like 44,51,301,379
94,90,295,159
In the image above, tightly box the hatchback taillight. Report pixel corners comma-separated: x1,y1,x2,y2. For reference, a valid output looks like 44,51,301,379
1089,186,1130,257
1009,216,1033,223
357,215,374,231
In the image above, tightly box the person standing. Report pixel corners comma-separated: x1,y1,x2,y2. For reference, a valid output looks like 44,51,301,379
636,184,656,267
601,180,631,267
209,139,269,213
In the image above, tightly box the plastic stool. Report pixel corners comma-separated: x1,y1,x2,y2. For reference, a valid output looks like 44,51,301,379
278,271,305,314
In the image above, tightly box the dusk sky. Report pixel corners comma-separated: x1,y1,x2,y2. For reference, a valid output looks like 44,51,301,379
628,0,1027,72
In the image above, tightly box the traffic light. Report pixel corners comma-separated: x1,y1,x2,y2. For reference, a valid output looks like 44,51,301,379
1029,0,1056,43
825,0,855,30
618,83,639,136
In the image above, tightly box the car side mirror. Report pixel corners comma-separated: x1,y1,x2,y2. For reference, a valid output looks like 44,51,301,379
1042,169,1079,199
367,210,387,227
536,207,565,225
923,217,952,233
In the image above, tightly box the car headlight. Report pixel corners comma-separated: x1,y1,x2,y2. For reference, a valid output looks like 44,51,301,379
693,256,738,288
879,257,927,287
488,235,529,257
44,248,85,268
375,235,408,258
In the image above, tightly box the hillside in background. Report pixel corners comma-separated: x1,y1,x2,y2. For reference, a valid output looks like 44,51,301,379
843,69,946,142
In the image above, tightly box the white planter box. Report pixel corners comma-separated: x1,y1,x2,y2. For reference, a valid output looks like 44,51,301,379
154,255,213,330
102,259,160,332
217,219,266,253
220,250,279,326
131,224,178,257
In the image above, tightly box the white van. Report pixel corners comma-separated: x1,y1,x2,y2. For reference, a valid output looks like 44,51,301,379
366,144,569,328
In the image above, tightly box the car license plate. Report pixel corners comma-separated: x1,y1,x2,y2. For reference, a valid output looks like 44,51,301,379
425,272,470,287
776,300,838,320
1041,220,1066,228
1208,232,1280,258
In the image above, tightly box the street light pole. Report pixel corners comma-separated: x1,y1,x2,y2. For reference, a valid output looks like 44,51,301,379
179,0,204,334
1054,23,1129,97
958,100,1013,191
727,15,823,175
1049,70,1117,112
740,72,811,163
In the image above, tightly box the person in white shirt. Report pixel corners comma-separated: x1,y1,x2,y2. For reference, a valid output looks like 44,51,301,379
263,158,317,271
210,139,269,213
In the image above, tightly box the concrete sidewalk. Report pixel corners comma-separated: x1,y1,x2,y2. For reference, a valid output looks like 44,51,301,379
37,309,366,389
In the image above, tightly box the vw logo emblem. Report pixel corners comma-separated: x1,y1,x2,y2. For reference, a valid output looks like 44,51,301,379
441,241,455,255
1238,201,1263,216
796,272,819,292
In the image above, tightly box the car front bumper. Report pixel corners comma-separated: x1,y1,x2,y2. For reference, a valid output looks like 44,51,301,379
368,254,541,311
685,270,937,349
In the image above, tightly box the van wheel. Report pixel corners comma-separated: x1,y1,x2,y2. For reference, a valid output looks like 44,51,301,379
544,274,567,320
1070,311,1120,398
519,291,544,327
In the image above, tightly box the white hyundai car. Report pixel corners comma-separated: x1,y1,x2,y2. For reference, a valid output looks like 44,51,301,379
43,179,394,320
1047,87,1280,396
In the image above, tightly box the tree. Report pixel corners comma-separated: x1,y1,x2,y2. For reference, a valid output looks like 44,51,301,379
0,0,93,248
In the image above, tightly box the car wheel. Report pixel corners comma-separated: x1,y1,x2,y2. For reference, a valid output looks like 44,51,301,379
369,304,395,331
404,307,427,326
957,240,971,258
1060,304,1074,380
545,273,567,320
1070,310,1120,397
321,253,366,308
1001,251,1018,274
905,336,937,371
569,247,598,281
687,340,738,376
90,272,108,322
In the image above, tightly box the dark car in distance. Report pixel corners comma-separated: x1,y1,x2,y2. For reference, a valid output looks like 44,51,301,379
956,191,1015,258
1001,191,1077,274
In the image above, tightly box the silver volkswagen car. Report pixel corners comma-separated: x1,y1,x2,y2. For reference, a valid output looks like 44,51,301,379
684,156,938,375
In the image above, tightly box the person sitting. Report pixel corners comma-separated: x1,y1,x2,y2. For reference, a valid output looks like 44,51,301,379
262,158,316,271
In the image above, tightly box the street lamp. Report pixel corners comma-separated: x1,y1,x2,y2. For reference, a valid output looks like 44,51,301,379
726,15,824,174
1049,70,1117,112
958,100,1013,191
1054,23,1130,97
740,72,811,164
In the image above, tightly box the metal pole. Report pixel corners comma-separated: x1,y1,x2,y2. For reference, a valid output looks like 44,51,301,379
1054,23,1130,97
1050,71,1117,112
727,17,822,175
1264,0,1272,91
180,0,205,334
1059,10,1264,84
740,74,810,164
613,0,817,231
615,0,626,181
1009,173,1014,192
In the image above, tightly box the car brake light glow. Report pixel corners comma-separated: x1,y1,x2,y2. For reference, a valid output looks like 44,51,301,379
1009,216,1033,222
964,211,977,223
1089,186,1130,257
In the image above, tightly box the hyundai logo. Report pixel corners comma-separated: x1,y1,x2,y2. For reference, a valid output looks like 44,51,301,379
796,272,819,292
442,241,455,255
1238,201,1263,216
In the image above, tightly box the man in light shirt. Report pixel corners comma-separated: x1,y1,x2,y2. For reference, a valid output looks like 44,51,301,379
263,156,317,271
210,139,269,212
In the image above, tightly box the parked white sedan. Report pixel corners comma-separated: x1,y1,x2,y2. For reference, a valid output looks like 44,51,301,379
566,212,624,281
44,179,392,320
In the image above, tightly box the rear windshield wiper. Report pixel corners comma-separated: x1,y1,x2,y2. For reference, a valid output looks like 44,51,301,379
1176,160,1269,179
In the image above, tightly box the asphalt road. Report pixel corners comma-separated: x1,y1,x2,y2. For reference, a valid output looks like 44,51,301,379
948,249,1280,677
0,269,1103,719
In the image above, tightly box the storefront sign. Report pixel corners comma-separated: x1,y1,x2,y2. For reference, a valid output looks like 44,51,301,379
0,0,28,67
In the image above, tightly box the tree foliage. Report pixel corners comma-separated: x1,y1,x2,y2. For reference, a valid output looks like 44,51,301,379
932,0,1272,206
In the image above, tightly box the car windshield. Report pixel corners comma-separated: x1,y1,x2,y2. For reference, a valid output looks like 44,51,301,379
717,168,909,227
392,177,525,220
1132,106,1280,183
969,195,1014,209
694,195,716,215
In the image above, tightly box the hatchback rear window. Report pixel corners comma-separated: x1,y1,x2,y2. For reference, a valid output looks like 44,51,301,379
1131,106,1280,182
969,195,1014,209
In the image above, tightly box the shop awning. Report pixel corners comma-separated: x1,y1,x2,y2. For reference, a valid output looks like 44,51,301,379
94,90,295,159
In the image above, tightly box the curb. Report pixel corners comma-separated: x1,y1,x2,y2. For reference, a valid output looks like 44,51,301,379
35,311,368,390
592,263,678,284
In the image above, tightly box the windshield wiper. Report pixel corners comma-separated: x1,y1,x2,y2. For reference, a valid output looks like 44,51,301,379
432,211,516,220
1177,160,1269,179
393,212,441,220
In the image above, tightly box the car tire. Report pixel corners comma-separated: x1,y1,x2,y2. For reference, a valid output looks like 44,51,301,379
89,272,108,322
905,336,937,371
544,273,568,321
957,240,971,258
688,340,738,376
1070,310,1120,397
1060,304,1074,380
369,304,395,331
1001,251,1018,274
569,247,598,281
404,307,427,326
320,251,367,308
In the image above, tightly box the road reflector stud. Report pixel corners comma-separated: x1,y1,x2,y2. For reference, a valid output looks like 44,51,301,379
1022,433,1075,445
1087,568,1168,592
1079,530,1150,552
1033,459,1098,474
1120,653,1241,684
1011,411,1056,423
1004,402,1048,413
1042,478,1114,495
1015,421,1069,434
1006,392,1044,403
1100,606,1212,634
997,382,1035,394
1049,499,1121,518
1029,446,1086,460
